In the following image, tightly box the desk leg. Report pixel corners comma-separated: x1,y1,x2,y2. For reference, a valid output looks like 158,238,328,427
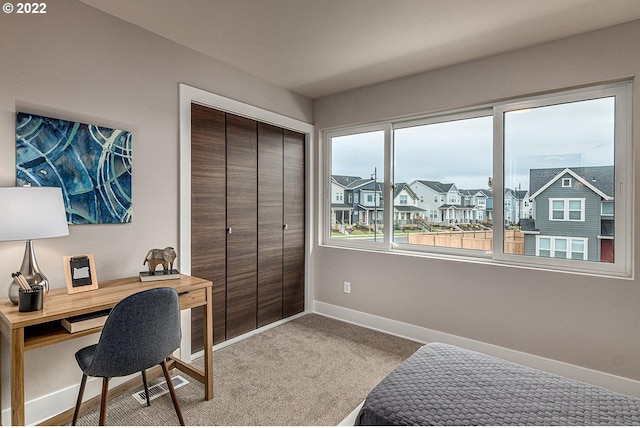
11,328,25,426
204,292,213,400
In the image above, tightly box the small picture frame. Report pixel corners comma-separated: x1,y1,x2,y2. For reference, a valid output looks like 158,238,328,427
64,254,99,294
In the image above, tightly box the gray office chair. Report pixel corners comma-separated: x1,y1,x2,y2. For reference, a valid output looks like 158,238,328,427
72,287,185,426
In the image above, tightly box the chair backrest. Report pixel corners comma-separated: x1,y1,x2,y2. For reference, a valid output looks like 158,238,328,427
83,287,181,378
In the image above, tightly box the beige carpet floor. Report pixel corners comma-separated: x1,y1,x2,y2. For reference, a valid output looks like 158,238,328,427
72,313,421,426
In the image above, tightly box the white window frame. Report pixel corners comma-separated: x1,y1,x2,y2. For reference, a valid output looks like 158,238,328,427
324,81,632,277
325,122,391,251
535,236,588,260
601,200,614,216
562,178,572,187
548,198,585,222
494,82,631,277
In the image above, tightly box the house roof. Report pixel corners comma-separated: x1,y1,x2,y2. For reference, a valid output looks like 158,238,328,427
415,180,456,193
345,178,374,190
440,204,480,210
357,203,384,210
331,203,352,210
529,166,614,200
393,183,420,200
460,189,490,197
514,190,528,199
332,175,362,187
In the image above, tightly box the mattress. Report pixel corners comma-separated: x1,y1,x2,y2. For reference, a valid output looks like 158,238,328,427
356,342,640,425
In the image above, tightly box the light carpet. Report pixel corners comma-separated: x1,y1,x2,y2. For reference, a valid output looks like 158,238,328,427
72,313,421,426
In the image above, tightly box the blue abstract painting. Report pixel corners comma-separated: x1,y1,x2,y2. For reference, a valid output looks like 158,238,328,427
16,112,132,224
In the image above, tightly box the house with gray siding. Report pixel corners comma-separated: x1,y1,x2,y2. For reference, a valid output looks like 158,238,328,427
522,166,614,262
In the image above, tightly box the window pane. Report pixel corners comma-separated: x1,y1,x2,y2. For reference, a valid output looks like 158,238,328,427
504,97,615,263
571,240,585,260
538,237,550,250
330,130,384,242
394,116,492,251
571,240,584,252
555,238,567,251
601,201,614,215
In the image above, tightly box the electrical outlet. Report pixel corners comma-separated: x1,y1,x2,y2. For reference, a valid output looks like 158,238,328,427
343,281,351,294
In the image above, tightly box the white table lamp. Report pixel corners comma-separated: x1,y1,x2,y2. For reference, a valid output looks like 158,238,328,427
0,187,69,304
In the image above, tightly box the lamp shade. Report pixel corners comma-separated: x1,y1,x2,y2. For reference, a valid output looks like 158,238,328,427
0,187,69,241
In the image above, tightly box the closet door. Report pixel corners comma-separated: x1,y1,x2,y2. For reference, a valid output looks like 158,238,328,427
257,123,284,327
225,114,258,339
283,130,305,317
190,103,227,348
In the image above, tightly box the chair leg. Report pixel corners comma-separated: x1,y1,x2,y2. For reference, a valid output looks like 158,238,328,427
141,369,151,406
161,360,185,426
72,374,88,426
99,377,109,426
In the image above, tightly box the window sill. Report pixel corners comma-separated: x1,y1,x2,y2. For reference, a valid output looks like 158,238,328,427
319,241,633,280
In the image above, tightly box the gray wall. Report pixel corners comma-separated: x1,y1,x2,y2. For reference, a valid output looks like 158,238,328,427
0,0,311,411
313,20,640,381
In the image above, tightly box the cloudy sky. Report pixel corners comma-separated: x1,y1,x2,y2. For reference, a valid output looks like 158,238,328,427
331,96,615,192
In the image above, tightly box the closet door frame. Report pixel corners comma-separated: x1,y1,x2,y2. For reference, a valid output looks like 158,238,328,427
179,84,313,356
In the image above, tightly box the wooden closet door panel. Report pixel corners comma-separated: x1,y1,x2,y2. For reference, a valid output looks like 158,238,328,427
283,130,305,317
257,123,284,328
190,103,227,348
225,114,258,339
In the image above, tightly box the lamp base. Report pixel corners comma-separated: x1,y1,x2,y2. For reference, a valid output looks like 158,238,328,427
8,240,49,305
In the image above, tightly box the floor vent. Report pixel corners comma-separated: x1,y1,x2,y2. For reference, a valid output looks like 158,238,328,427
132,375,189,405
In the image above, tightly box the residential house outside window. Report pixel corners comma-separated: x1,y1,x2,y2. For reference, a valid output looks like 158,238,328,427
324,82,631,277
500,83,631,275
396,113,492,250
328,127,384,241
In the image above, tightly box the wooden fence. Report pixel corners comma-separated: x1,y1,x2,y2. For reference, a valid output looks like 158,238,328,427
407,229,524,254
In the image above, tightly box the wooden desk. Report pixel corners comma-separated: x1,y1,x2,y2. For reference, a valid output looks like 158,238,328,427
0,274,213,426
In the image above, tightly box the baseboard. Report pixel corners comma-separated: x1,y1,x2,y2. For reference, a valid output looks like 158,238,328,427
2,373,137,426
313,301,640,399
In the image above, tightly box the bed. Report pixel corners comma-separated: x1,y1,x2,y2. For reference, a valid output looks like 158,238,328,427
355,342,640,425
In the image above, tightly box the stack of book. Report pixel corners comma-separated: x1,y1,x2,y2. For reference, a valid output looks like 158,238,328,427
61,309,111,333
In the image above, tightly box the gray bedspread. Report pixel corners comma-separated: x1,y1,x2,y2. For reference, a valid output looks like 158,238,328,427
356,342,640,425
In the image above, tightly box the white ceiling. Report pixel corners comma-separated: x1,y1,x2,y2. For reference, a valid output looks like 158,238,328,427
79,0,640,99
